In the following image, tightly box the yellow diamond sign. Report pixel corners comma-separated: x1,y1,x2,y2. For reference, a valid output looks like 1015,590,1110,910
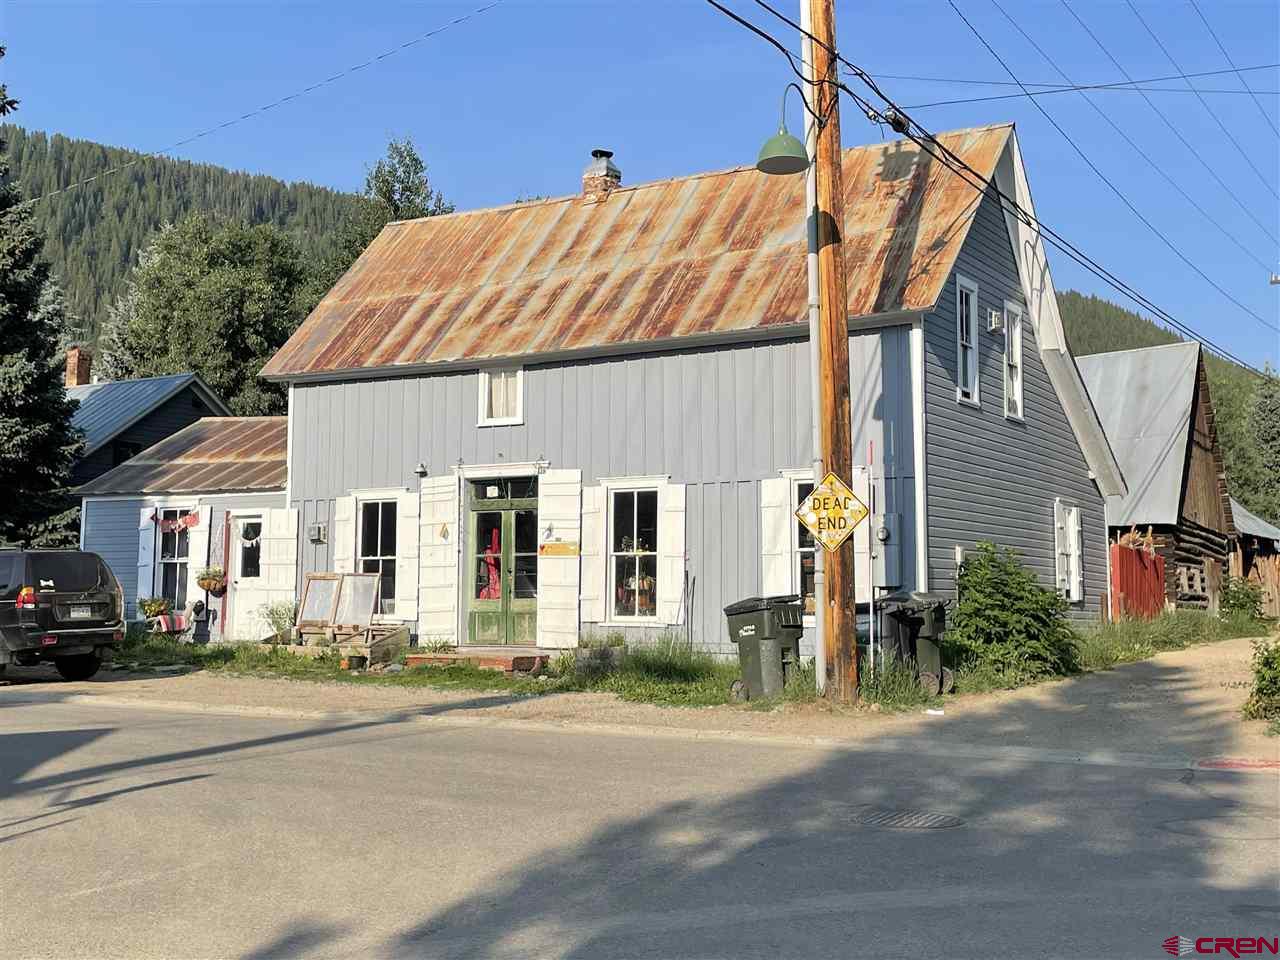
795,471,869,552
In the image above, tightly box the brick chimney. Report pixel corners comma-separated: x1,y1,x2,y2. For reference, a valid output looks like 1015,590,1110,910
582,148,621,203
65,345,93,388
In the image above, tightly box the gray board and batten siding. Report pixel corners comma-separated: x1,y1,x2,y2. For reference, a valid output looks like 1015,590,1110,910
921,186,1107,619
289,328,917,654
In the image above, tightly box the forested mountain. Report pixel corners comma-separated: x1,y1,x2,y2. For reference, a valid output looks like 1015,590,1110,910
1,125,361,338
1058,289,1277,525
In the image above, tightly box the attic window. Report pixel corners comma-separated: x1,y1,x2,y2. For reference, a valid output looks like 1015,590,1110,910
478,368,523,426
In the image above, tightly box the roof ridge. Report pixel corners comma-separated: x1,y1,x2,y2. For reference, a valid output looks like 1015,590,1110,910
1078,340,1198,361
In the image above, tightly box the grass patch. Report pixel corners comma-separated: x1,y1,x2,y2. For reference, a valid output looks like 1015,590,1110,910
589,645,739,706
1075,611,1268,672
858,654,940,710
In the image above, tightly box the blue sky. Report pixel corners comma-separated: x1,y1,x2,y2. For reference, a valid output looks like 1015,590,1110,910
5,0,1278,367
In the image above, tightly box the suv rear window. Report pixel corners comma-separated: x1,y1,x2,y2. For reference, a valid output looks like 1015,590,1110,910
27,553,112,593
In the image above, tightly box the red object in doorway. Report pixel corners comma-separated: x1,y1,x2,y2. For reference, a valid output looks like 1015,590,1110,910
478,528,501,600
1110,543,1165,620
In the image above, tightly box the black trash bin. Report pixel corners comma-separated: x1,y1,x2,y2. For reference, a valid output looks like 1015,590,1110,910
881,591,953,694
724,595,804,700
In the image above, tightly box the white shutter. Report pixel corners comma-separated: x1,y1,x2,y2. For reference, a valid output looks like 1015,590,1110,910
657,482,686,625
186,505,214,610
1054,498,1071,597
136,507,155,609
332,495,356,573
537,469,582,648
1068,503,1083,603
418,474,460,643
261,508,299,605
395,490,420,622
761,477,792,597
579,485,606,624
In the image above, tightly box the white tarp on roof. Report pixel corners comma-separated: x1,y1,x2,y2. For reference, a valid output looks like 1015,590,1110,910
1230,497,1280,547
1076,341,1200,527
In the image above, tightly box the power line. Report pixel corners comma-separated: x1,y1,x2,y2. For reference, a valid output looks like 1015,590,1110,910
985,0,1272,274
873,63,1280,92
1059,1,1280,249
1124,0,1278,202
18,0,503,209
1188,0,1280,140
711,0,1270,374
945,0,1276,335
905,81,1280,110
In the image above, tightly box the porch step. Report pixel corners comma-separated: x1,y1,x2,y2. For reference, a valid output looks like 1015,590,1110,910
404,649,553,675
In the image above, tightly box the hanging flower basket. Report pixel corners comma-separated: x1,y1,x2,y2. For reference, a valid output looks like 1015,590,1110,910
196,565,227,597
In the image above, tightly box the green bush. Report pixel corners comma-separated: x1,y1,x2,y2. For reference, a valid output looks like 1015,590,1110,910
258,600,298,643
1221,575,1264,620
1243,636,1280,721
945,542,1078,685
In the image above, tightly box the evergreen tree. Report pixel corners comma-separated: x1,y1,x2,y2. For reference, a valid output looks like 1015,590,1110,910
303,137,453,309
34,274,88,351
0,48,83,546
1249,369,1280,524
101,213,308,415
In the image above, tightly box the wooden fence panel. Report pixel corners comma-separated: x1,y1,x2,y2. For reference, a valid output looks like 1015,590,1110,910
1111,544,1166,621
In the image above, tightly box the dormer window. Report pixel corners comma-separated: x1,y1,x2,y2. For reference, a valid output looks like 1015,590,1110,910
478,367,524,426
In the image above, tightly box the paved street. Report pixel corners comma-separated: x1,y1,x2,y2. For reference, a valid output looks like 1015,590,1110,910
2,674,1277,959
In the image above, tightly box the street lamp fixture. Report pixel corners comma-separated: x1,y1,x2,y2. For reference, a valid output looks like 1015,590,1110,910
756,84,811,176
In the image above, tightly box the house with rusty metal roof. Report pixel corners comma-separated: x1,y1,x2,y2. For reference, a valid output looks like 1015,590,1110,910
1078,341,1235,610
257,123,1124,655
77,417,293,639
62,346,233,487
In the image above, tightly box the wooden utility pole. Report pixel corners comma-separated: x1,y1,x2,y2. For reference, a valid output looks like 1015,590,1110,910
809,0,858,702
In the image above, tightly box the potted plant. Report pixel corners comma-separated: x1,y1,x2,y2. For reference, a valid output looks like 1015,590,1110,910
196,565,227,597
138,597,171,619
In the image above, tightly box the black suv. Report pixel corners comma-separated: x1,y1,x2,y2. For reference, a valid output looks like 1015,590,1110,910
0,549,125,680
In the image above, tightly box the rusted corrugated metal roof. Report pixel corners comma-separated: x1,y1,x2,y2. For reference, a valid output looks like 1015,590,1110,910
77,417,287,496
262,125,1012,380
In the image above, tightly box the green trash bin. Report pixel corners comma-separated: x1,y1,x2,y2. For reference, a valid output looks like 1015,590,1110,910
724,595,804,700
882,591,952,694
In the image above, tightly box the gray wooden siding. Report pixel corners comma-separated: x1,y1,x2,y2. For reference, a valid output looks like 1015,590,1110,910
72,386,214,486
923,186,1107,619
290,329,916,652
81,498,143,618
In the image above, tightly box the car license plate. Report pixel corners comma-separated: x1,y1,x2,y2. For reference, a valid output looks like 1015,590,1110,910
69,605,92,619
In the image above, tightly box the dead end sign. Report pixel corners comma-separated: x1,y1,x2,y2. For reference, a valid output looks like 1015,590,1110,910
795,471,869,552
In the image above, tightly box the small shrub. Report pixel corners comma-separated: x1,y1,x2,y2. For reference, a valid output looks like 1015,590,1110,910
258,600,298,644
1221,575,1264,620
546,650,577,679
945,542,1078,685
138,597,171,618
1243,636,1280,721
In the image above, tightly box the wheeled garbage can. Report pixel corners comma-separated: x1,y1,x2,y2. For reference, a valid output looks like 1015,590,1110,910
882,591,953,695
724,595,804,700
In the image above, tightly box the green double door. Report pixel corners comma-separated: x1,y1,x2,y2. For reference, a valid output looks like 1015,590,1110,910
466,479,538,646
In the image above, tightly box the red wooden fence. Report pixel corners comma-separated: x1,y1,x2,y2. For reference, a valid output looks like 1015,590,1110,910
1110,544,1166,620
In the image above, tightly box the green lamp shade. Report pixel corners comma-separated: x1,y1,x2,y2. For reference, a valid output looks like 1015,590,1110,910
757,128,810,176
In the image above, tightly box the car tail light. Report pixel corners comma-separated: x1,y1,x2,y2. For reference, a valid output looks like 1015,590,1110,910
16,586,37,610
41,635,57,646
112,630,123,642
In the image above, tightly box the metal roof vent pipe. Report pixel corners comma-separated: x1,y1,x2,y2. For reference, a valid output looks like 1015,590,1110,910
582,148,621,203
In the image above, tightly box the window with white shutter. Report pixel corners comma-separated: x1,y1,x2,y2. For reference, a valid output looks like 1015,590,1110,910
1054,498,1083,602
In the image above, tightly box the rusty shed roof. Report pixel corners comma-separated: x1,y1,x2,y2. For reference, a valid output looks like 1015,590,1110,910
262,124,1013,380
77,417,287,496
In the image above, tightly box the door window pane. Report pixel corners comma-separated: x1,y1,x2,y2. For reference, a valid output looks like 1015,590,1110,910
474,512,502,600
514,556,538,599
240,521,262,579
514,510,537,554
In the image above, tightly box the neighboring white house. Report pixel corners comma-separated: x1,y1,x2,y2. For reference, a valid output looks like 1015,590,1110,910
78,417,293,641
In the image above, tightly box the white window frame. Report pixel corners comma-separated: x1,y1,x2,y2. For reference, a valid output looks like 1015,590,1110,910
154,505,197,606
605,481,662,624
955,275,980,406
1003,300,1024,421
781,468,818,622
477,367,524,427
356,496,399,616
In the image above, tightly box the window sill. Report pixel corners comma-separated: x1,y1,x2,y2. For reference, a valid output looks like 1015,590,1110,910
601,618,662,629
477,417,524,428
955,391,981,409
1003,409,1025,423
